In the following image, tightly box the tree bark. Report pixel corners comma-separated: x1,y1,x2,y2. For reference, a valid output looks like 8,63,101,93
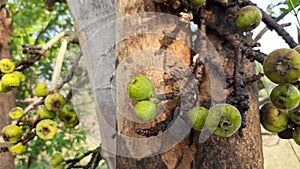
68,0,264,168
0,3,15,169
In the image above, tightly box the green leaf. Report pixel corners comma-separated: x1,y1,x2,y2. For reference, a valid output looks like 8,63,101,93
280,7,291,13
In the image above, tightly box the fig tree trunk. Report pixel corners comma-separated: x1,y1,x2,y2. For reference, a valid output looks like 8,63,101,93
0,3,15,169
68,0,263,168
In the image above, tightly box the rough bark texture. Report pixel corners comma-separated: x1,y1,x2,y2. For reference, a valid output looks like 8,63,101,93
68,0,264,168
0,3,15,169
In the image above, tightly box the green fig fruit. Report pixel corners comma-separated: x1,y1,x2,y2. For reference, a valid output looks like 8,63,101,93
235,5,262,31
50,152,64,166
0,59,15,74
1,73,20,87
128,75,154,101
288,107,300,125
1,124,23,143
134,101,156,122
188,106,208,130
11,71,26,82
63,117,79,128
38,105,56,119
9,107,24,119
8,142,27,155
36,119,57,140
50,165,64,169
189,0,206,7
263,48,300,84
44,93,65,111
58,104,77,122
260,102,289,132
205,104,241,137
33,82,48,97
270,84,300,110
294,45,300,53
293,127,300,145
0,81,11,92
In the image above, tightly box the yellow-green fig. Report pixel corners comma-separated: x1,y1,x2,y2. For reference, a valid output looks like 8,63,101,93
288,107,300,125
0,59,15,74
38,105,56,119
134,101,156,122
63,117,79,128
294,45,300,53
36,119,57,140
12,71,26,82
44,93,65,111
293,127,300,145
260,102,289,132
8,142,27,155
33,82,48,97
235,5,262,31
263,48,300,84
1,124,23,143
205,104,241,137
50,165,64,169
50,152,64,166
189,0,206,7
188,106,208,130
1,73,20,87
58,104,78,123
270,84,300,110
0,81,11,92
9,107,24,119
128,75,154,101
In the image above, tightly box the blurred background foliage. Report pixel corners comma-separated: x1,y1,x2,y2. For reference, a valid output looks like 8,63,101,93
5,0,96,168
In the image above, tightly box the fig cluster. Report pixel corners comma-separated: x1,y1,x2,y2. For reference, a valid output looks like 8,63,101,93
261,47,300,146
188,104,242,137
128,74,157,122
1,84,80,155
0,59,26,92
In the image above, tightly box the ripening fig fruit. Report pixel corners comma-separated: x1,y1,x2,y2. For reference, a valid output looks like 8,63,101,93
134,101,156,122
33,82,48,97
0,81,11,92
205,104,241,137
294,45,300,53
270,84,300,110
288,108,300,125
38,105,56,119
263,48,300,84
36,119,57,140
292,127,300,145
8,142,27,155
189,0,206,7
50,152,64,166
58,104,77,122
188,106,208,130
235,5,262,31
44,93,65,111
50,165,64,169
9,107,24,119
63,117,79,128
1,124,23,143
260,102,289,132
12,71,26,82
128,75,154,101
0,59,15,73
1,73,20,87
